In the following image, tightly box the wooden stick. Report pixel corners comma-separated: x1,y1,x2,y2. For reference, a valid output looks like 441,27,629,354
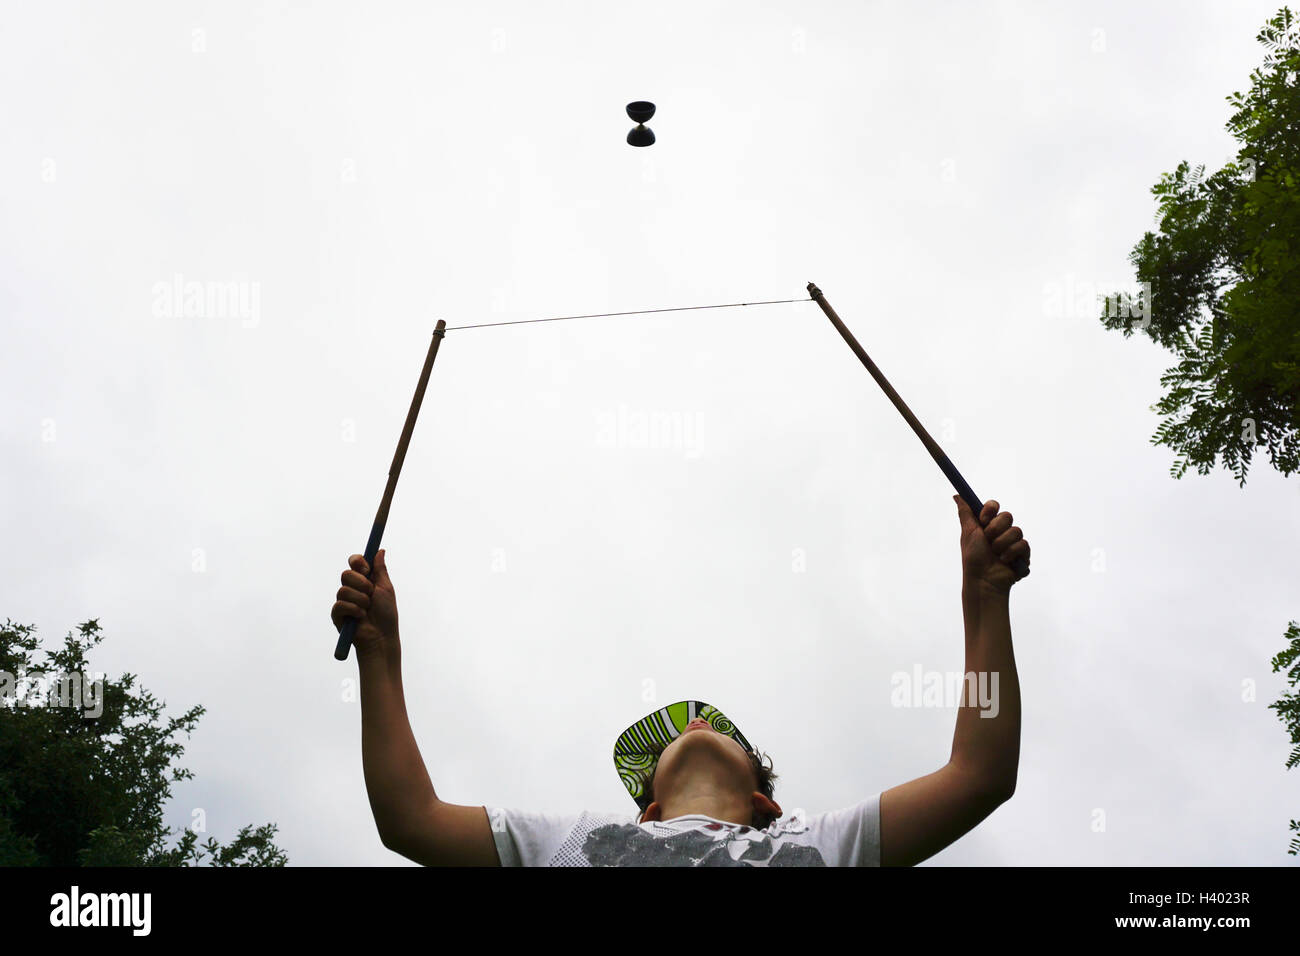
335,320,448,661
807,282,1029,578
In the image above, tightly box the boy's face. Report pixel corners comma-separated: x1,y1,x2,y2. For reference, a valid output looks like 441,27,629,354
647,717,760,807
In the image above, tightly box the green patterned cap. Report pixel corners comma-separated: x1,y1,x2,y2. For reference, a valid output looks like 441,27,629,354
613,700,755,812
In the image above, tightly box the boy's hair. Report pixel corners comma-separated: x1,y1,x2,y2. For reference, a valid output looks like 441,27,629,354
640,749,780,828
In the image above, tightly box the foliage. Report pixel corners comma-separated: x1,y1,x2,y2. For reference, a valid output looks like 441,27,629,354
1268,621,1300,855
1103,7,1300,485
0,618,286,866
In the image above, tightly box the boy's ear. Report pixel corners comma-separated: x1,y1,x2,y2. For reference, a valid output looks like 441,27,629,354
752,793,782,827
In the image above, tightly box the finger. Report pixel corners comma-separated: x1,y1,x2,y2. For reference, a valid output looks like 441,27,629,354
954,495,981,532
331,600,365,629
991,526,1023,555
1000,540,1030,565
336,585,371,609
371,548,393,590
349,553,370,576
979,500,999,527
984,511,1013,539
341,569,373,594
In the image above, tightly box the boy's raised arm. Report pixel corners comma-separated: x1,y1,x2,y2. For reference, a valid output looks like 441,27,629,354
879,497,1026,866
333,549,500,866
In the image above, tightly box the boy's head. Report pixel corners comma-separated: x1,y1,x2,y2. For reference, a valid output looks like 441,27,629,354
638,722,782,828
614,702,782,829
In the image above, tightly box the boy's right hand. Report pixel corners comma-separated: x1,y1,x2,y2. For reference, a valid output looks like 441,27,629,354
332,549,399,658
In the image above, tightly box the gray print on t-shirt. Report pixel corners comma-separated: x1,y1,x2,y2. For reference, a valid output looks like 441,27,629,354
581,820,827,867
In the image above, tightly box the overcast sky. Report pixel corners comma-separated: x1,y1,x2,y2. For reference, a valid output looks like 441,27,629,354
2,0,1297,866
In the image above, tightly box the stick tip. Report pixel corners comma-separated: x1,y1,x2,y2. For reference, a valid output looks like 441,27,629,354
806,281,821,297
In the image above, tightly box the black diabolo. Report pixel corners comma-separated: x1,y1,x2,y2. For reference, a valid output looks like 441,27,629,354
626,101,656,146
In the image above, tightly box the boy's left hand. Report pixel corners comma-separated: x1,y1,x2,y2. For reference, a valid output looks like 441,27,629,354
955,496,1030,594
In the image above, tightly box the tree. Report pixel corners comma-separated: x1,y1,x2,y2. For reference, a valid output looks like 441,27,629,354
1102,7,1299,486
1268,622,1300,855
0,618,287,866
1103,7,1300,857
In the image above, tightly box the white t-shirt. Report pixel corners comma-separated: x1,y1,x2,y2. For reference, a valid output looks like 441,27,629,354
485,794,881,867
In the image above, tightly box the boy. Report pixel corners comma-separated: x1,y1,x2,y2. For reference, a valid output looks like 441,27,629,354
331,495,1028,866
